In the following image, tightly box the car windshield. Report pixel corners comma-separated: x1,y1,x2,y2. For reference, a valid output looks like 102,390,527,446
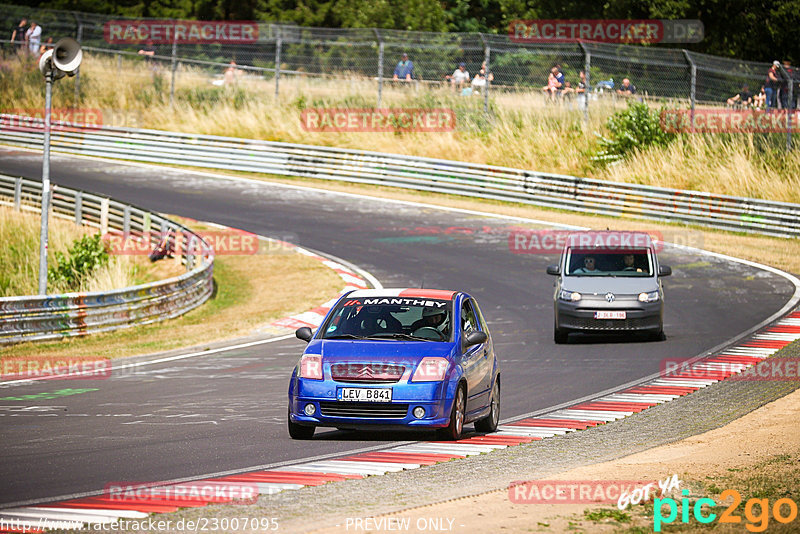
565,248,653,276
321,297,453,342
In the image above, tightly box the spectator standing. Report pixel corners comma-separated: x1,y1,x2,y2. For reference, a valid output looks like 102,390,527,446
11,18,26,53
765,62,779,110
726,85,753,108
393,52,414,81
446,62,470,91
471,62,493,93
25,21,41,55
616,77,636,95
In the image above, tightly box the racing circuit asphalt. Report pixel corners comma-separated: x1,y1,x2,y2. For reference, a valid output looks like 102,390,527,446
0,148,795,506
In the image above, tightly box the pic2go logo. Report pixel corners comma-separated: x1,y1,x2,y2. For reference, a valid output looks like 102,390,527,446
654,489,799,532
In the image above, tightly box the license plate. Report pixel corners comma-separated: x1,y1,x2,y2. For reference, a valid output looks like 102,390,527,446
337,387,392,402
595,311,626,319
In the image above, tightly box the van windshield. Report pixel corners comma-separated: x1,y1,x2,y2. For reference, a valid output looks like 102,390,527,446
565,249,653,276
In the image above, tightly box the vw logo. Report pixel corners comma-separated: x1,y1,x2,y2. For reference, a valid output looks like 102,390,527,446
605,292,615,303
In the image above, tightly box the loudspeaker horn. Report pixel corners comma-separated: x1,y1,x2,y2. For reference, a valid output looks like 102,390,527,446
52,37,82,75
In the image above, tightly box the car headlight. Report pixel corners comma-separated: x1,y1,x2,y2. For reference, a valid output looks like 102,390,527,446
412,357,450,382
638,291,659,302
298,354,323,380
559,289,581,302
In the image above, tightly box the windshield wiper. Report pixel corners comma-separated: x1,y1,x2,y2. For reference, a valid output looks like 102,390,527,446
324,334,368,340
366,333,434,341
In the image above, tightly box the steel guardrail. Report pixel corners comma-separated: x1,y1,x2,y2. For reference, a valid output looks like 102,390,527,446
0,173,215,345
1,114,798,238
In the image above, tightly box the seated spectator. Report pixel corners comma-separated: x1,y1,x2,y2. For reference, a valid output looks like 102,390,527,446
223,61,241,86
576,70,587,94
38,36,53,56
727,85,753,108
471,61,494,93
561,81,576,99
392,52,414,81
752,86,766,109
542,66,562,100
446,62,470,91
616,77,636,96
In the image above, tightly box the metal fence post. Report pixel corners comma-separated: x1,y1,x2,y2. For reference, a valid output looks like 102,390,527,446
578,42,590,123
274,27,282,100
74,22,83,104
478,34,491,114
74,190,82,224
14,177,21,211
117,52,121,75
683,50,696,131
123,204,131,234
100,198,109,235
169,25,177,107
375,29,383,108
778,63,794,150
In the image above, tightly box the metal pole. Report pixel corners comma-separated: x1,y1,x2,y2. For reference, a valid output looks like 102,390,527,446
683,50,696,132
778,63,793,150
274,31,282,101
483,44,490,114
375,29,383,108
169,28,177,107
578,42,590,123
73,23,83,105
38,73,53,295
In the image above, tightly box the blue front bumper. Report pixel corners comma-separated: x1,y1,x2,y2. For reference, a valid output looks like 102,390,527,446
289,377,454,429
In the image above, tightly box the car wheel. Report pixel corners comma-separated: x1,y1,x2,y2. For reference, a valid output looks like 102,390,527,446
287,406,315,440
474,379,500,433
651,328,666,342
439,385,466,441
554,322,569,344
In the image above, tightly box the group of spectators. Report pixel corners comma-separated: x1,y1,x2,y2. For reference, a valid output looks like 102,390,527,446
391,52,494,95
9,18,49,56
728,61,798,111
541,64,590,100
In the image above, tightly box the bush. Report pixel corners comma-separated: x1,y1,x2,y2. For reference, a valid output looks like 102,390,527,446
48,233,109,291
593,101,676,165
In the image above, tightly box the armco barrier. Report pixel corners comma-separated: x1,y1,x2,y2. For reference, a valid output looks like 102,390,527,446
1,115,799,237
0,174,214,345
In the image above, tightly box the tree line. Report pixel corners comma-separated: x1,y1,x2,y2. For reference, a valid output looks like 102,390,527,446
30,0,800,63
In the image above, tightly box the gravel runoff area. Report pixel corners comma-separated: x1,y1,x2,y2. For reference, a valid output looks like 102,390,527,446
111,337,800,534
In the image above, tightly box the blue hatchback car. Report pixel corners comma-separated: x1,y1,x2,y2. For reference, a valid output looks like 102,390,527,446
288,289,500,440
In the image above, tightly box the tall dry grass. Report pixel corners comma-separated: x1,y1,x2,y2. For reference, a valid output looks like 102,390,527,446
0,206,180,297
3,52,799,203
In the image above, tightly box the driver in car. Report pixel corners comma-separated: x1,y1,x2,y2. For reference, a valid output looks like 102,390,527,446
411,307,447,335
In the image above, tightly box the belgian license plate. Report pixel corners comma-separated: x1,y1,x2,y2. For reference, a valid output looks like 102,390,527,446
595,311,626,319
337,387,392,402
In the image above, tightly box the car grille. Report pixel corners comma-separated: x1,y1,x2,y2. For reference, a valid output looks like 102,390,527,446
330,363,405,383
319,402,409,418
571,316,656,330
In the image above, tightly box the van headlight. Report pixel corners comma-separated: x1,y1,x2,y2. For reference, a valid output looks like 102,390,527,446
559,289,581,302
638,291,659,302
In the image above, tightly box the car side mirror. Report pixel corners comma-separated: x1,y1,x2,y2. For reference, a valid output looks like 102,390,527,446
546,265,561,275
296,327,313,342
658,265,672,277
464,330,488,348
